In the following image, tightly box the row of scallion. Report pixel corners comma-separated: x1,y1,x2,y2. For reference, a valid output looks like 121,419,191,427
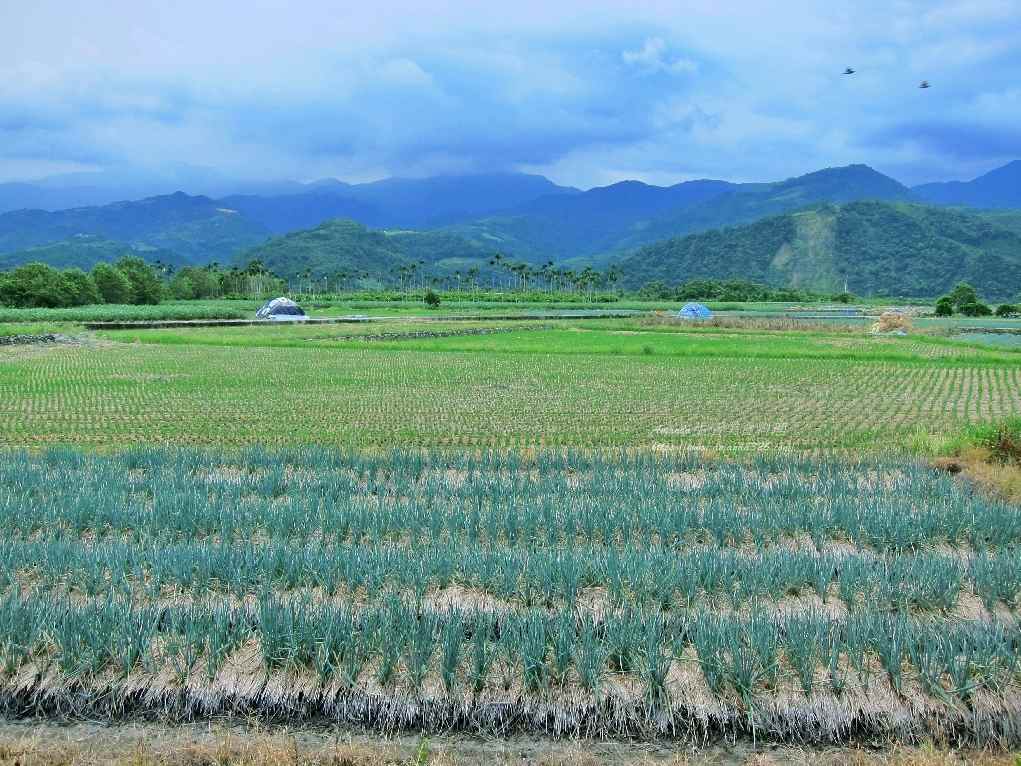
0,595,1018,735
2,449,1019,551
1,540,1017,612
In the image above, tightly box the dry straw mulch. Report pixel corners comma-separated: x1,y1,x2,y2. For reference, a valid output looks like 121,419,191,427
0,724,1018,766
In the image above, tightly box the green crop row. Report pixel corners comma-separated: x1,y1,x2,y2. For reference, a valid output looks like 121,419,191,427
2,539,1017,613
0,595,1017,719
3,449,1019,551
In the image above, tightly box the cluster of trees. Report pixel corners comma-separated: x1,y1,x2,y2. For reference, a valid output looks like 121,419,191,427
167,261,285,300
933,283,1016,317
638,278,834,303
0,258,163,308
482,255,621,295
387,255,621,296
0,257,294,309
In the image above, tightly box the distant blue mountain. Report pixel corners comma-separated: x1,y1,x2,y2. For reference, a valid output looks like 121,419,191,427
0,166,309,214
223,172,580,233
0,192,269,264
443,164,912,262
913,160,1021,209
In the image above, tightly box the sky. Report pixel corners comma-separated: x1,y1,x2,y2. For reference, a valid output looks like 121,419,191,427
1,0,1019,190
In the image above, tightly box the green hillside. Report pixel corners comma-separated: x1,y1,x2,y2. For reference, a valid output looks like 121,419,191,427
233,219,499,282
617,164,913,250
444,164,912,263
978,209,1021,238
0,235,186,272
619,201,1021,299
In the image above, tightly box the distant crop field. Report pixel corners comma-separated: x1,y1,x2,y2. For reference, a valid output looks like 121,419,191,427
0,448,1017,743
0,299,256,324
95,318,562,348
2,324,1021,450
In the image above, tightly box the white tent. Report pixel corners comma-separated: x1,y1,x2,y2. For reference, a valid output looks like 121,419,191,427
256,297,308,321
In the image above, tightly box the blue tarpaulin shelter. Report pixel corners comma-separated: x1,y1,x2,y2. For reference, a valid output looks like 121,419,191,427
678,302,713,319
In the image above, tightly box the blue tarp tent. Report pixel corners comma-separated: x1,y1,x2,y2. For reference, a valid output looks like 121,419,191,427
678,302,713,319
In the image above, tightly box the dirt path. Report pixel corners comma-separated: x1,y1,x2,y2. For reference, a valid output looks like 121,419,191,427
0,720,1015,766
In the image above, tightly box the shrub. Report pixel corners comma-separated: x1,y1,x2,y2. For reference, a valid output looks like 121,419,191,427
933,297,955,317
959,301,992,317
92,264,134,304
170,267,223,300
169,273,196,300
639,280,673,300
831,291,855,304
0,263,73,308
994,303,1018,318
61,269,101,307
424,289,441,308
947,282,978,310
115,257,163,305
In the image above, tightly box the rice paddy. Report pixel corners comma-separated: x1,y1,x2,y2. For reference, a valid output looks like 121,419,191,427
0,448,1018,744
2,322,1021,450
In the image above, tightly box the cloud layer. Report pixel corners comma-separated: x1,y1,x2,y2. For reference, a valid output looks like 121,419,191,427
1,0,1019,188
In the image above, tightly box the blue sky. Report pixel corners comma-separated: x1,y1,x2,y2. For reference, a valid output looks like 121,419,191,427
1,0,1019,189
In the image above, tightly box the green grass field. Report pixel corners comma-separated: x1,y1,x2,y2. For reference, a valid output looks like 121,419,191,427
2,318,1020,450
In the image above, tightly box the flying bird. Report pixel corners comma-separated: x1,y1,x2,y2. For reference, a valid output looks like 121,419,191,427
843,67,856,75
919,80,931,89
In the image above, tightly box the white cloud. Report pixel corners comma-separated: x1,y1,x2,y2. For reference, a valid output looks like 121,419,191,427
622,37,699,75
0,0,1018,186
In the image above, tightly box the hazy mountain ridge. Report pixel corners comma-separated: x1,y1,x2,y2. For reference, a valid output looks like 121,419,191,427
440,164,915,263
913,161,1021,209
0,192,270,264
2,163,1020,299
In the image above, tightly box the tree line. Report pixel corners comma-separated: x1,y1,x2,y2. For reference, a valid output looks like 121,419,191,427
636,278,850,304
0,258,163,309
3,258,1018,313
0,259,287,309
933,283,1017,318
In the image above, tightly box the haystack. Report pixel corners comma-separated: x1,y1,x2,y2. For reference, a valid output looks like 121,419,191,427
870,311,911,335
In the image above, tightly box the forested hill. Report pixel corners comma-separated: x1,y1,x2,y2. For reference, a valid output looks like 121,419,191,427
233,218,500,281
445,164,913,263
617,201,1021,299
0,235,185,272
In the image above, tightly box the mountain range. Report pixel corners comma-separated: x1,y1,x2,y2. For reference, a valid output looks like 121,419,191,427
0,161,1019,297
913,161,1021,209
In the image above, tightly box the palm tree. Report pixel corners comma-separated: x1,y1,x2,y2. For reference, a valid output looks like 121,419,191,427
488,254,504,288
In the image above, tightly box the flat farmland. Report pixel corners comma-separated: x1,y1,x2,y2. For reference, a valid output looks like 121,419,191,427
1,323,1020,450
